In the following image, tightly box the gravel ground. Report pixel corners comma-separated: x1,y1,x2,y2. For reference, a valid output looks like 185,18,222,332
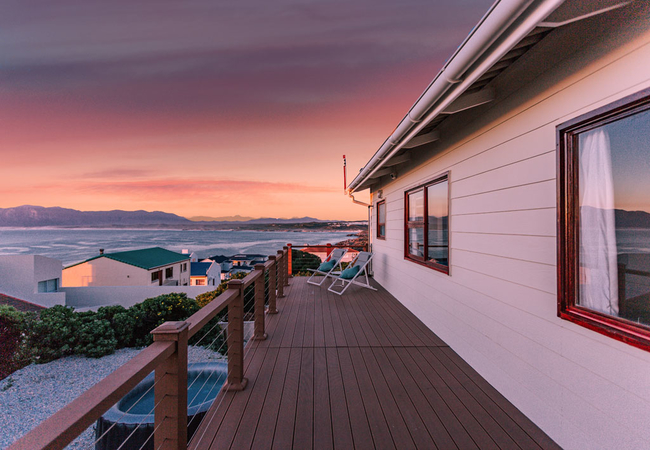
0,346,224,450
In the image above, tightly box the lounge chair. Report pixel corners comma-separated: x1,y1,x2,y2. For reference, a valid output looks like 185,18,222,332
327,251,377,295
307,248,348,286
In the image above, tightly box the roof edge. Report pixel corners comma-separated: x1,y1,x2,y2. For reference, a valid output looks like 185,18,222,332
348,0,566,193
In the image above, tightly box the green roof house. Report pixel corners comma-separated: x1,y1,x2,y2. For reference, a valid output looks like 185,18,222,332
62,247,190,287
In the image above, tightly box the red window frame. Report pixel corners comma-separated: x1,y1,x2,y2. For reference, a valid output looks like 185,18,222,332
377,200,386,240
404,172,449,274
557,87,650,352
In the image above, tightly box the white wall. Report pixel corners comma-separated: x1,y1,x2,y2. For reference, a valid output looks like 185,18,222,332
61,285,216,309
0,255,65,307
63,258,190,287
370,9,650,450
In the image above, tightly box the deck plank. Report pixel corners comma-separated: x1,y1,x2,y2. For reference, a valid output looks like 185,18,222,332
271,347,302,450
313,348,333,450
325,348,354,450
251,348,291,450
202,277,558,450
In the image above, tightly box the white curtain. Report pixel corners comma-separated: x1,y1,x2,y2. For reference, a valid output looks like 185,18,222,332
579,128,619,316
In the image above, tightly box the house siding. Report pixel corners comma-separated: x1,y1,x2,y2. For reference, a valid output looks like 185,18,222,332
370,11,650,450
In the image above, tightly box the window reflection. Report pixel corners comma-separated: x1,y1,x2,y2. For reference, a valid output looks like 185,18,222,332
578,108,650,327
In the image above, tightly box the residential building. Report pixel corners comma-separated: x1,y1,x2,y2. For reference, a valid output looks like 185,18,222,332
207,255,233,272
190,261,221,286
0,255,65,307
347,1,650,448
62,247,190,287
229,254,267,267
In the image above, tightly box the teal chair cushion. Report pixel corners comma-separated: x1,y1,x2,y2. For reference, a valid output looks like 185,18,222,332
317,259,337,272
340,265,360,280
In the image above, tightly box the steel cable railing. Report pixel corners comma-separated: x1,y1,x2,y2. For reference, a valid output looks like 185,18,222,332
10,248,289,450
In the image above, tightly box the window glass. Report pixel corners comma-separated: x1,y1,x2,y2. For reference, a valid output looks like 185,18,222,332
377,201,386,238
38,279,58,293
578,108,650,328
408,190,424,221
166,267,174,278
408,227,425,257
427,180,449,266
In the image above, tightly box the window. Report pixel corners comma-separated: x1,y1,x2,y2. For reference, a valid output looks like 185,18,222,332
181,263,187,273
404,173,449,273
151,271,160,283
37,278,58,293
195,279,205,286
165,267,174,279
558,88,650,351
377,200,386,239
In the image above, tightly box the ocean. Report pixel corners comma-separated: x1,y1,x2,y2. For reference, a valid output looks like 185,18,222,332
0,228,356,266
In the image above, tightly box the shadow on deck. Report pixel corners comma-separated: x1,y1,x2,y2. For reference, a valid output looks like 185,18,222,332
190,277,559,450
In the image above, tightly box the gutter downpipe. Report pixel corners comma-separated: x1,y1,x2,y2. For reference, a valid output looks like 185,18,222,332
347,0,566,193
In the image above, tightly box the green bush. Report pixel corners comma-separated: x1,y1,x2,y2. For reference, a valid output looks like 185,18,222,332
0,306,27,379
130,293,200,347
25,305,79,363
291,249,321,275
97,305,136,348
196,271,248,308
74,311,117,358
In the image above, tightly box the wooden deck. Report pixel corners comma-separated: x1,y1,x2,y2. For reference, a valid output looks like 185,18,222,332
190,277,559,450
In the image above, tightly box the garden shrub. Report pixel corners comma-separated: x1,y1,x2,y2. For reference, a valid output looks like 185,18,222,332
25,305,79,363
130,293,200,346
0,306,26,379
4,288,238,375
291,249,321,275
97,305,136,348
73,311,117,358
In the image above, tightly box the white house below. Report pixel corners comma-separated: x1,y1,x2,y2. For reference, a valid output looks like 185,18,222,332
62,247,190,287
0,255,65,307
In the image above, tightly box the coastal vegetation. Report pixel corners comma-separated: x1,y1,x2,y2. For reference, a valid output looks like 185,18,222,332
0,293,227,380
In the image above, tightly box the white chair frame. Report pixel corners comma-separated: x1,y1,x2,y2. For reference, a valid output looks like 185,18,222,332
327,252,377,295
306,248,348,286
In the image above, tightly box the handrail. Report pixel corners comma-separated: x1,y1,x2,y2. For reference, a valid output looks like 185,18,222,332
290,244,366,249
9,247,290,450
187,288,237,338
10,341,175,450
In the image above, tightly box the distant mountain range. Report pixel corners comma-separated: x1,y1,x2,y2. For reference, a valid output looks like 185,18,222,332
188,215,255,222
0,206,327,227
615,209,650,228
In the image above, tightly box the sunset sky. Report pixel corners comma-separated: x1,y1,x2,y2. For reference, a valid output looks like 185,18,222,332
1,0,493,220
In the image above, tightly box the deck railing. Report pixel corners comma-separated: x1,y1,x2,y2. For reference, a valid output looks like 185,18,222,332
9,247,290,450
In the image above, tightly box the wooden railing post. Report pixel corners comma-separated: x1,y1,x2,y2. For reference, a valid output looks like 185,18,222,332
267,256,278,314
287,243,293,275
224,280,247,391
276,250,285,298
253,264,267,340
151,321,189,450
283,246,290,286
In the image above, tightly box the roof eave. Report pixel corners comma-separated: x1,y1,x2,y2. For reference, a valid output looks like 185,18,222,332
348,0,567,193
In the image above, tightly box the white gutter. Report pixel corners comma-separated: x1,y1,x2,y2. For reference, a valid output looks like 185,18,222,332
348,0,566,193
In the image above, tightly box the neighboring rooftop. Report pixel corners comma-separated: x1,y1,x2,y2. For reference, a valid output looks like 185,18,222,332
208,255,231,264
190,262,214,277
66,247,189,270
231,254,266,259
0,293,45,312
